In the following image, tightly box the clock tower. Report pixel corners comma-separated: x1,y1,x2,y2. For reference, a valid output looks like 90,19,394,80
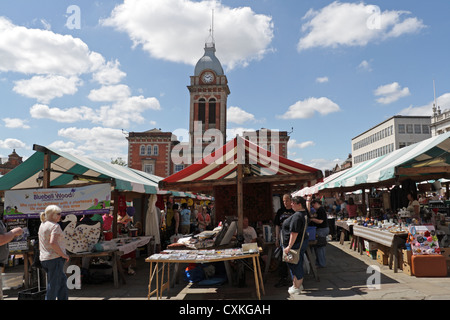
187,38,230,162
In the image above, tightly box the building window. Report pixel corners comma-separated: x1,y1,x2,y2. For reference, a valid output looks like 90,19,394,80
406,124,413,134
140,145,146,155
398,124,405,134
422,125,430,134
414,124,421,134
198,98,206,123
399,142,407,149
144,164,154,174
147,145,152,155
175,164,184,172
153,145,159,155
208,98,216,126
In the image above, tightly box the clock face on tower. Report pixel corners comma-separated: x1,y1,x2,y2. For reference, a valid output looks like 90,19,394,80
201,72,214,84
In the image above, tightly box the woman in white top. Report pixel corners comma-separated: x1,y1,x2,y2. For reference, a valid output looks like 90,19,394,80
38,205,69,300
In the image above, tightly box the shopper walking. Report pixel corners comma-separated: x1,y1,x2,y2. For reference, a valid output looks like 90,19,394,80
274,193,295,288
38,205,69,300
282,196,309,295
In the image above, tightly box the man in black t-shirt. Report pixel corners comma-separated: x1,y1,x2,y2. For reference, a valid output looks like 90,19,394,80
273,194,295,288
310,199,329,267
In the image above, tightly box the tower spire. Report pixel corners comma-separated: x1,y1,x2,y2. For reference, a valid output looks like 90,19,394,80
206,9,215,48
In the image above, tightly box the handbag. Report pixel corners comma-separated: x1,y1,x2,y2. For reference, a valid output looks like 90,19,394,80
282,215,308,264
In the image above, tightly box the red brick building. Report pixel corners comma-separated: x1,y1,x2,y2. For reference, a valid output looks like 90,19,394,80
0,149,23,176
126,129,181,177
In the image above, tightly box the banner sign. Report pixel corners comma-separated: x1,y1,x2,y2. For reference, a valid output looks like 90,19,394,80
3,183,111,220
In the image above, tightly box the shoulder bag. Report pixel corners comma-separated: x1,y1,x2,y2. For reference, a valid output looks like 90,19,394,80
282,214,308,264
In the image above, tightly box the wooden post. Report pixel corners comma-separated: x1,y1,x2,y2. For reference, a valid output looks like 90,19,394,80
43,151,51,188
361,188,366,217
237,163,244,238
112,190,119,239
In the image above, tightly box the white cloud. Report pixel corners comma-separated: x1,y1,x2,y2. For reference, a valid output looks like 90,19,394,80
303,158,342,172
92,60,126,85
0,138,27,150
374,82,410,104
278,97,341,119
227,106,256,124
88,84,131,102
316,77,329,83
288,139,315,149
13,75,82,104
398,93,450,116
298,2,426,51
101,0,274,70
57,127,128,161
3,118,30,129
97,96,161,128
0,16,103,75
29,104,96,123
30,94,161,129
358,60,373,72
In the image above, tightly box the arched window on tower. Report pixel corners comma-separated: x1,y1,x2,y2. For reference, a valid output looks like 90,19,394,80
140,145,146,155
209,98,216,128
198,98,206,124
147,145,152,155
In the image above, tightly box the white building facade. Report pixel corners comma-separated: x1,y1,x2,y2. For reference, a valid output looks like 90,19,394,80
430,107,450,136
352,116,431,166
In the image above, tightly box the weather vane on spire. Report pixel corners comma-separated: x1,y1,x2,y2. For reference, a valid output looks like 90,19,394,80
206,9,215,48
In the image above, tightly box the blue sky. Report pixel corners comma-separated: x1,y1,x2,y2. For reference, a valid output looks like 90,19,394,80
1,0,450,172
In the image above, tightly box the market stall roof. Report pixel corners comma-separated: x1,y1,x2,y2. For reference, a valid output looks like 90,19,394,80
0,144,162,194
319,132,450,192
292,168,350,197
159,136,323,193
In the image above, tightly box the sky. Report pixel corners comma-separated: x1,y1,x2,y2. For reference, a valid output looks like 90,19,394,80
1,0,450,173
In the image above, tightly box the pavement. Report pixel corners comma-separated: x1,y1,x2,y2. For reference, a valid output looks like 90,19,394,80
2,240,450,301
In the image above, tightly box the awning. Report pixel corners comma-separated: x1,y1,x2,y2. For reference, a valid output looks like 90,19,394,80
0,145,162,194
293,168,350,196
159,136,323,193
319,132,450,192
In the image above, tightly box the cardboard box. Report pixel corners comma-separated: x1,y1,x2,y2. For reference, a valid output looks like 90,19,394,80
364,240,378,251
377,249,388,265
397,249,404,269
402,249,412,265
402,262,413,276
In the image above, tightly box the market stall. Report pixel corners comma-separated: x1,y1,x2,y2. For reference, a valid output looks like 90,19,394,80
146,247,264,300
312,133,450,276
159,136,323,238
0,144,164,288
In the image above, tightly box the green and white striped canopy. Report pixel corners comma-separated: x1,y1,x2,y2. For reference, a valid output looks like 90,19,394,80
0,146,162,194
318,132,450,191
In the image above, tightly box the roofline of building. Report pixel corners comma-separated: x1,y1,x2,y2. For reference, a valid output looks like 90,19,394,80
351,115,431,141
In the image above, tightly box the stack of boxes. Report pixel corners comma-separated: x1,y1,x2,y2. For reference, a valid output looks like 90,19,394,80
402,249,413,275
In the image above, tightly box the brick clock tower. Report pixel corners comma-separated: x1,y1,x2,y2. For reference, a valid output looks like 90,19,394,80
187,39,230,161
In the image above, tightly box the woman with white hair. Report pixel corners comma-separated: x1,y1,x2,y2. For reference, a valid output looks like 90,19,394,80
38,205,69,300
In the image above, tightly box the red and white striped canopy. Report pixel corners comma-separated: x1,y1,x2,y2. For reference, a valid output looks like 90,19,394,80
160,136,323,192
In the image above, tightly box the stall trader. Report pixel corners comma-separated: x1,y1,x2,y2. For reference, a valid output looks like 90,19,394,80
406,193,420,220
